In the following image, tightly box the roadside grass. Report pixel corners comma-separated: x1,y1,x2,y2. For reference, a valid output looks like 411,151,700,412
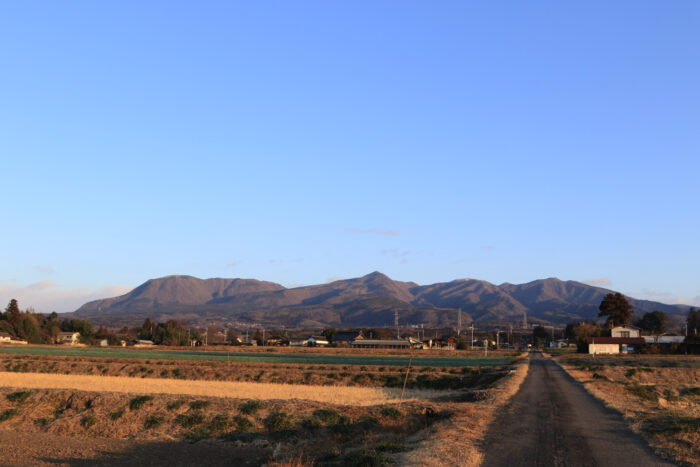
6,390,33,404
643,415,700,435
189,400,209,410
175,412,204,428
0,408,19,421
240,400,264,414
626,383,657,401
129,395,154,410
109,408,125,420
166,399,184,411
679,386,700,396
556,354,700,466
80,415,96,428
145,413,165,429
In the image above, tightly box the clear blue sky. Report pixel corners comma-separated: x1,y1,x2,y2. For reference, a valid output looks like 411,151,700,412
1,1,698,313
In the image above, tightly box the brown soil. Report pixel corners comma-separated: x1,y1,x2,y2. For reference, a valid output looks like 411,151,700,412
0,430,269,467
0,353,495,389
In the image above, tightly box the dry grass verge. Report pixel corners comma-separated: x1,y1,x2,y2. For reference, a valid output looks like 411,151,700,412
553,354,700,466
0,371,449,406
396,353,530,466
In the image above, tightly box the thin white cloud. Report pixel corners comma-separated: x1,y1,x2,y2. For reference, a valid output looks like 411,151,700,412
326,276,345,283
33,265,55,274
342,227,401,237
641,288,673,298
269,258,304,264
381,249,411,264
636,288,699,306
0,281,133,314
583,278,612,287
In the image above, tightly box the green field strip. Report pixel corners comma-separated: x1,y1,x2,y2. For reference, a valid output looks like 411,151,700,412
0,346,509,367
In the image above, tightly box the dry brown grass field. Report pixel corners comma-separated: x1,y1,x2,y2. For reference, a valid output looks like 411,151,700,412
0,351,528,466
0,372,450,405
553,353,700,466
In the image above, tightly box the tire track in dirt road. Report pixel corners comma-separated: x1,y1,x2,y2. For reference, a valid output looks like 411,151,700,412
482,352,676,467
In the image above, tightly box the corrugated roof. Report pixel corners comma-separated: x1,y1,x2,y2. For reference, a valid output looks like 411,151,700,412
351,339,410,346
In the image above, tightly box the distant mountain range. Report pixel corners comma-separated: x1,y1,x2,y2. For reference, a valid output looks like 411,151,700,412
69,272,690,330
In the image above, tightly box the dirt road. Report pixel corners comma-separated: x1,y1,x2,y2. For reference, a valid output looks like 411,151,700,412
482,352,676,467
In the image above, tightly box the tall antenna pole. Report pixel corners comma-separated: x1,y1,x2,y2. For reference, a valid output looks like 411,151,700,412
394,310,400,339
457,309,462,336
523,312,527,329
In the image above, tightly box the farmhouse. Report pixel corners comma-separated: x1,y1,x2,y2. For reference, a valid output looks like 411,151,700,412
611,325,640,338
423,337,455,350
134,339,155,347
0,332,11,343
56,332,81,345
332,330,365,347
587,336,645,355
350,338,422,349
305,336,330,347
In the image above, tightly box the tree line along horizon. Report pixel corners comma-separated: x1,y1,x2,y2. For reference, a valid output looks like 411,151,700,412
1,294,699,348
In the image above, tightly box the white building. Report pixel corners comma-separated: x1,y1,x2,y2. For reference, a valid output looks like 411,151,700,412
305,336,330,347
56,332,81,345
611,325,640,338
587,336,645,355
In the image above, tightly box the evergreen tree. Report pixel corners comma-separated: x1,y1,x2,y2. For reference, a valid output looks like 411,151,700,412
598,293,634,327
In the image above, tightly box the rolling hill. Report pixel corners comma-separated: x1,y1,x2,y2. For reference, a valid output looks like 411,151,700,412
70,272,690,329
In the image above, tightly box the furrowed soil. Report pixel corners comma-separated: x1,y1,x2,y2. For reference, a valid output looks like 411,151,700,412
0,345,513,368
554,354,700,466
0,351,527,466
0,351,510,390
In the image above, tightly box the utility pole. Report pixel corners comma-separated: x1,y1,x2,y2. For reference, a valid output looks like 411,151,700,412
457,309,462,336
523,312,527,329
470,324,474,349
395,310,400,339
509,325,513,345
496,330,500,350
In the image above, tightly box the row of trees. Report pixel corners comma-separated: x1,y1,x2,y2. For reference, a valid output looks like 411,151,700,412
0,299,106,344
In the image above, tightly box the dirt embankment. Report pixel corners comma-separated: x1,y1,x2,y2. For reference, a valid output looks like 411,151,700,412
0,385,459,466
396,353,530,466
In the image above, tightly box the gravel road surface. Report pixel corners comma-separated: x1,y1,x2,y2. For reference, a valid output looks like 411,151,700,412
482,352,676,467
